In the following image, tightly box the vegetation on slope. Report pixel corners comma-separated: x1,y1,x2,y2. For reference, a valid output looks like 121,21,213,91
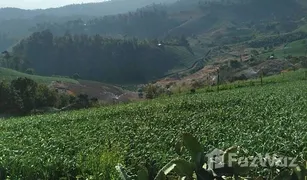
0,0,178,20
1,0,307,49
0,70,306,179
1,0,307,85
0,68,139,116
9,30,193,84
0,75,106,116
260,39,307,59
0,67,78,84
0,77,73,115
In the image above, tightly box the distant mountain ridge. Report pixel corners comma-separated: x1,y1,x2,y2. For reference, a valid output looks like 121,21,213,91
0,0,177,21
1,0,307,52
2,0,307,85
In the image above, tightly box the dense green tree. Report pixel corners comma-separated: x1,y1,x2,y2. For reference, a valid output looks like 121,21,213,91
25,68,35,75
35,84,58,108
12,31,185,84
10,77,38,113
32,5,180,39
0,81,23,114
251,49,259,56
0,77,76,115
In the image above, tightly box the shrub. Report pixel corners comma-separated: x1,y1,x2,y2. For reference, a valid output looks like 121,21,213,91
229,60,242,68
251,49,259,56
90,97,99,107
35,84,58,107
190,79,203,89
72,73,81,80
25,68,35,75
144,84,165,99
76,93,90,108
137,88,144,98
11,77,38,114
0,77,77,115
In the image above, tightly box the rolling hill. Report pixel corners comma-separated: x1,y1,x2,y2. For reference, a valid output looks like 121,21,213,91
1,0,307,85
0,67,138,103
0,69,306,179
1,1,307,178
0,0,178,20
0,67,78,84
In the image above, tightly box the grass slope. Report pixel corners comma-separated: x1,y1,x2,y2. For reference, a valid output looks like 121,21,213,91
0,67,136,102
0,67,79,84
165,45,197,74
257,39,307,59
0,70,306,179
282,39,307,57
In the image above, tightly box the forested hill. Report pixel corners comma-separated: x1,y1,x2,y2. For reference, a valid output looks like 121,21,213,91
1,0,307,47
9,30,191,84
1,0,307,84
31,5,180,39
0,0,177,51
0,0,177,20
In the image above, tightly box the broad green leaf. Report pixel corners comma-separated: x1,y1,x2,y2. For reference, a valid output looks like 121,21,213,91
273,170,292,180
137,166,149,180
154,170,167,180
182,133,202,154
233,164,251,176
292,161,307,180
195,168,214,180
175,141,184,156
182,133,203,165
116,164,131,180
154,159,177,180
172,159,195,177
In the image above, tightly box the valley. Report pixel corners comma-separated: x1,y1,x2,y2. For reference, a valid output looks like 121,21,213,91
0,0,307,179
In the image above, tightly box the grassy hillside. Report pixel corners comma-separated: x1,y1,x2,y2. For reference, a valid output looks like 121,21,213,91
295,24,307,32
165,45,198,73
0,70,306,179
0,67,138,102
2,0,307,83
281,39,307,57
0,67,78,84
259,39,307,59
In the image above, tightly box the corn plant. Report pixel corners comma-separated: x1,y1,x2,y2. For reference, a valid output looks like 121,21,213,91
0,70,306,179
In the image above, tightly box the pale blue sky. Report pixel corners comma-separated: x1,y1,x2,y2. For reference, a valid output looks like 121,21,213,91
0,0,105,9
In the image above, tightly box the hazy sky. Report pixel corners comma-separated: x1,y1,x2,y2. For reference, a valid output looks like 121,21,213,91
0,0,105,9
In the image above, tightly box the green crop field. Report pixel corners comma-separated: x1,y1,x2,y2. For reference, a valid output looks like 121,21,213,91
0,70,306,179
0,67,79,84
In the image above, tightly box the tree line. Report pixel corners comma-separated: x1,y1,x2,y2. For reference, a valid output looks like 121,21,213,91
31,4,180,39
247,31,307,48
10,30,189,84
0,77,68,115
0,77,101,116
